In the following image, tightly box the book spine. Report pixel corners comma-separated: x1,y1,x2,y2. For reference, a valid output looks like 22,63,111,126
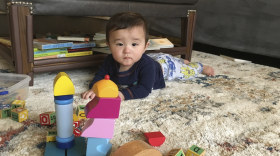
34,51,68,57
41,43,73,50
58,51,92,57
71,43,96,49
34,51,92,60
34,48,68,54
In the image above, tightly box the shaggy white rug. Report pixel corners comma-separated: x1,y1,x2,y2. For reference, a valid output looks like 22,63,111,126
1,51,280,156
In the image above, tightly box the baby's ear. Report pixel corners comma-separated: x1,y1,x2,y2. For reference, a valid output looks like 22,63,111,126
106,42,109,47
144,41,150,50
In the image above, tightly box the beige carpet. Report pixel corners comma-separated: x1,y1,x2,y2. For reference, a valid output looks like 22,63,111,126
1,51,280,156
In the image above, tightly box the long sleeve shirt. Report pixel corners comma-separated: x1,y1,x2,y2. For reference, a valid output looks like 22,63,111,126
89,53,165,100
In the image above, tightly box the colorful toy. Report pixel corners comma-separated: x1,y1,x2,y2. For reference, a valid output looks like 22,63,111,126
11,107,28,122
46,130,57,142
73,128,81,137
81,118,115,139
76,105,86,119
73,114,79,121
166,149,185,156
84,96,121,119
39,111,56,125
185,145,205,156
144,131,166,146
111,140,162,156
82,75,121,155
92,75,118,98
73,120,80,128
0,107,11,118
11,100,25,109
53,72,75,149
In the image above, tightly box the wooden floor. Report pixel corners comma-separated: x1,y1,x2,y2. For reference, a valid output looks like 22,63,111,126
193,42,280,69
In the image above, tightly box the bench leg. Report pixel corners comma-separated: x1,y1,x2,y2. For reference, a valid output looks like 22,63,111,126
181,10,197,62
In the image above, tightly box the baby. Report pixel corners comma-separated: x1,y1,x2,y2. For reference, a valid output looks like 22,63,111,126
82,12,214,101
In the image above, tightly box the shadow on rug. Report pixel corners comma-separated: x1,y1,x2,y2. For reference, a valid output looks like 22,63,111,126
0,51,280,156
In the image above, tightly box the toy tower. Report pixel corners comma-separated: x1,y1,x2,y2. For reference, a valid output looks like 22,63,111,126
82,75,121,156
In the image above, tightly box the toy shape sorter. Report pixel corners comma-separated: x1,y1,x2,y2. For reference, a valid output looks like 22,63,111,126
44,73,121,156
82,74,121,156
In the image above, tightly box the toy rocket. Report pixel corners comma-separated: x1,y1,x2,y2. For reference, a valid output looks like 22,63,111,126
53,72,75,149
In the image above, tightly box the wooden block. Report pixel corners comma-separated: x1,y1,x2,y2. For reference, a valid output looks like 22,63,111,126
67,137,87,156
53,72,75,96
11,100,25,109
73,121,80,128
73,128,81,137
165,149,185,156
11,107,28,122
44,140,65,156
86,137,112,156
81,118,115,139
92,75,118,98
73,114,79,121
144,131,165,146
111,140,162,156
76,105,86,119
185,145,205,156
46,130,57,142
39,111,56,125
0,108,11,118
85,96,121,119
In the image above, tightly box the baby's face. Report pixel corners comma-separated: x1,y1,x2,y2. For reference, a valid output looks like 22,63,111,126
107,26,149,70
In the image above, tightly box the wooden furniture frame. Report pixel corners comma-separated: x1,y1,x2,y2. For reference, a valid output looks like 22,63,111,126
3,3,196,86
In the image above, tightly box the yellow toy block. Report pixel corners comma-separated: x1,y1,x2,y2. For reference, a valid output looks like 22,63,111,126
185,145,205,156
76,105,86,119
166,149,185,156
11,100,25,109
46,130,57,142
53,72,75,96
11,108,28,122
92,75,118,98
73,114,79,121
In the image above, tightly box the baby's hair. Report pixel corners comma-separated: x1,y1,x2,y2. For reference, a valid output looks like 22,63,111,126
106,12,149,44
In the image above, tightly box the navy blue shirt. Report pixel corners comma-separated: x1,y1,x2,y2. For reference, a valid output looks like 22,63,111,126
89,53,165,100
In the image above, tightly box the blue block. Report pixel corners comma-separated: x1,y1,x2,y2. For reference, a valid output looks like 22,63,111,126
86,138,112,156
67,137,87,156
44,141,65,156
56,139,75,149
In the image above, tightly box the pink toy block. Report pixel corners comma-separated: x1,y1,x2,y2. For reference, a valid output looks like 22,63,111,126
81,118,115,139
84,96,121,119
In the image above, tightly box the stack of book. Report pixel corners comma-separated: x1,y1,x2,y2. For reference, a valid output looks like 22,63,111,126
33,37,96,60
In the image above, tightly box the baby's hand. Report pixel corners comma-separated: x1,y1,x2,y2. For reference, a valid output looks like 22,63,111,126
82,90,96,100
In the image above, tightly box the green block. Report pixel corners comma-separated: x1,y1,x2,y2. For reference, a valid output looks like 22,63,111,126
49,112,56,124
0,108,11,118
11,111,19,122
78,105,85,111
175,149,185,156
12,104,21,109
190,145,204,155
47,130,57,136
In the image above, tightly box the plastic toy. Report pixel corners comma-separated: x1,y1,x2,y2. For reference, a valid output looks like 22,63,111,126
82,75,121,155
81,118,115,139
185,145,205,156
39,111,56,125
92,75,118,98
53,72,75,149
11,100,25,109
0,107,11,118
166,149,185,156
73,120,80,128
144,131,166,146
84,96,121,119
111,140,162,156
73,114,79,121
11,107,28,122
46,130,57,142
73,128,82,137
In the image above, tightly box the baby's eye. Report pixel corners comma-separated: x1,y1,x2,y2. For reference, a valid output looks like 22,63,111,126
132,43,138,46
117,43,123,46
